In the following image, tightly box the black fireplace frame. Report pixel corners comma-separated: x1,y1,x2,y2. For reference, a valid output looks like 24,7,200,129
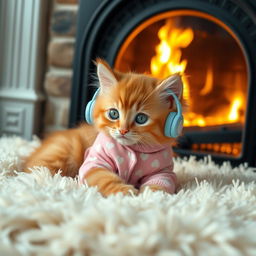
70,0,256,167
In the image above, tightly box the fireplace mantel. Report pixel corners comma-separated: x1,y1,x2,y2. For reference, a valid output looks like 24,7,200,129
0,0,49,139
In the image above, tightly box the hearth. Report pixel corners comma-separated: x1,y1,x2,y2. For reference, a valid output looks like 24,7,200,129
70,0,256,167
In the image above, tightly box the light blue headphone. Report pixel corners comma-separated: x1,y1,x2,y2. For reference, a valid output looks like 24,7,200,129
164,89,184,138
85,88,100,125
85,88,183,138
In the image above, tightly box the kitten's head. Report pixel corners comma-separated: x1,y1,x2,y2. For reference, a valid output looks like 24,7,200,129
93,59,183,146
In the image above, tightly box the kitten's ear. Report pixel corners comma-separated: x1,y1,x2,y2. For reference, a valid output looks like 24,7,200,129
96,59,117,92
156,74,183,102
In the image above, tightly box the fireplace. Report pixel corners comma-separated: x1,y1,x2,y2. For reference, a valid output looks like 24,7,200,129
70,0,256,167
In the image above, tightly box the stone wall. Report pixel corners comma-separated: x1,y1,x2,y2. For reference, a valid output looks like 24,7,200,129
44,0,78,133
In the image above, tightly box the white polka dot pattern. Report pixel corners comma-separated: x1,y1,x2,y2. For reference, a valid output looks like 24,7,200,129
79,132,176,193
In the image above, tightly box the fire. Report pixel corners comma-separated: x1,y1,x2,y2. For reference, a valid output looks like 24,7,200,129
151,20,244,127
151,20,193,102
228,97,242,122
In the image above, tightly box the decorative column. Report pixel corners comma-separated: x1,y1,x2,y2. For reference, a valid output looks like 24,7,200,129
0,0,49,139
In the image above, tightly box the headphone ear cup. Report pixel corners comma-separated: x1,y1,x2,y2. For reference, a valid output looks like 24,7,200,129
85,100,95,124
164,112,175,137
85,88,100,124
164,112,183,138
172,114,184,138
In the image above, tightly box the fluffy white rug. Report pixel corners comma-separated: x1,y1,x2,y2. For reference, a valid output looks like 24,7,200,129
0,136,256,256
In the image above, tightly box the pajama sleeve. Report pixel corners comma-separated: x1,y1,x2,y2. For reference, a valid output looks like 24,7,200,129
139,167,177,194
79,145,116,183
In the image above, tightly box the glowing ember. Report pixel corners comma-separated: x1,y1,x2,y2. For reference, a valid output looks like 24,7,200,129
192,142,241,156
151,20,245,127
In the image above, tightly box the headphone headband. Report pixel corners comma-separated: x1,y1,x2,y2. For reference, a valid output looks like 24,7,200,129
165,89,182,115
92,88,100,100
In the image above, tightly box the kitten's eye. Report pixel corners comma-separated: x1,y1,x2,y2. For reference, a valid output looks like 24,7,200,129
108,108,119,120
135,113,148,125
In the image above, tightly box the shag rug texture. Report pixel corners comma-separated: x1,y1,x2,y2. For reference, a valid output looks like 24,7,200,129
0,136,256,256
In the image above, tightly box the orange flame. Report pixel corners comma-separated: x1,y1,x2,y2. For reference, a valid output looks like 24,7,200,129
151,20,193,103
151,20,244,127
228,97,242,122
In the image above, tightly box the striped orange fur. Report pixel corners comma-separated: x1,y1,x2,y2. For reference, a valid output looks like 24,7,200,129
24,123,97,178
84,168,138,196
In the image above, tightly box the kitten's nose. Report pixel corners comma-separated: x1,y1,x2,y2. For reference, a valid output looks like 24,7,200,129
119,129,129,135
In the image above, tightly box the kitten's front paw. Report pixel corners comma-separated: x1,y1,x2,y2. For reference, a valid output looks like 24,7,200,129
140,184,167,193
119,184,139,196
101,184,138,197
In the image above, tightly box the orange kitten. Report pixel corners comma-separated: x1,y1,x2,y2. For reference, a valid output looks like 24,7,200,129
25,59,184,197
79,59,184,196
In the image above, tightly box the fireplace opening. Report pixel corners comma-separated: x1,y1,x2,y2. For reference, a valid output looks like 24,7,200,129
70,0,256,166
114,10,248,158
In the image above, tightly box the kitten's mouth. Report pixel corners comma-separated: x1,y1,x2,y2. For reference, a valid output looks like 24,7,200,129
114,135,135,146
108,129,137,145
116,135,128,140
